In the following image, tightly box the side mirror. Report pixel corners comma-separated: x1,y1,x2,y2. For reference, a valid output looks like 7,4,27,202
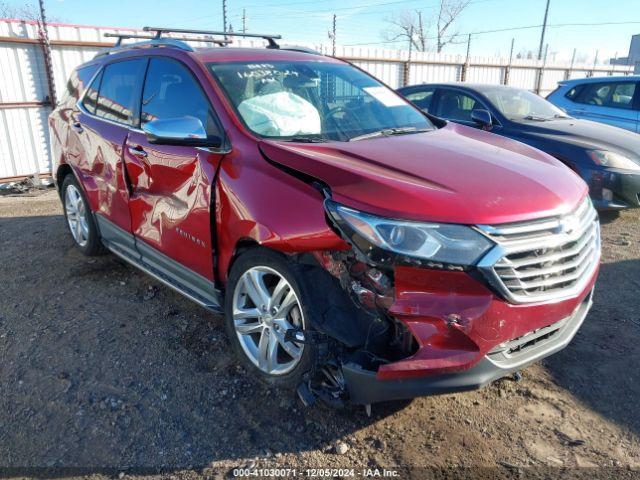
142,116,221,148
471,109,492,129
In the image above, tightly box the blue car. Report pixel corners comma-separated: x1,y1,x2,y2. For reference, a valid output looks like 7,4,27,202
547,76,640,133
397,82,640,210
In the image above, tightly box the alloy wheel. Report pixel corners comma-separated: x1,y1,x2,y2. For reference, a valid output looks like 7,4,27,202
65,184,89,247
232,266,305,375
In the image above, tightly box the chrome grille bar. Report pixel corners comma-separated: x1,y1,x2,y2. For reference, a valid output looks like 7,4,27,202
477,197,601,304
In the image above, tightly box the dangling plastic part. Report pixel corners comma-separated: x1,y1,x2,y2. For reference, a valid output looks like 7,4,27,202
297,381,317,407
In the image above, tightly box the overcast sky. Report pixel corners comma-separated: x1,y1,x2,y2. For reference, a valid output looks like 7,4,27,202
6,0,640,63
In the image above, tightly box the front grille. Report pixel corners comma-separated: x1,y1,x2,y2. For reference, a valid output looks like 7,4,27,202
478,198,600,304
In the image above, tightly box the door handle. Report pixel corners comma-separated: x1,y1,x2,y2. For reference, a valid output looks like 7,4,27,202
71,121,83,133
127,146,148,158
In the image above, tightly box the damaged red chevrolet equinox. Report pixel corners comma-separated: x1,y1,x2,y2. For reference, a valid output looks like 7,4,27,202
49,28,600,407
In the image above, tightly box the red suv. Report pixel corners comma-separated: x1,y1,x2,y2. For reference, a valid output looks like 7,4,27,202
49,28,600,406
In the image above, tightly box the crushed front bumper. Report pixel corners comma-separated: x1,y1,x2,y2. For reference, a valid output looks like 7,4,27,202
343,289,593,404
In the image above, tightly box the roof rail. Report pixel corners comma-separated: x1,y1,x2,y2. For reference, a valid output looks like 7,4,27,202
143,26,282,49
281,45,323,56
95,33,232,58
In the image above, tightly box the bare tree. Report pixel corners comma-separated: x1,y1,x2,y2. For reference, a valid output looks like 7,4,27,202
0,1,60,21
0,1,18,17
435,0,471,53
382,1,470,53
382,10,429,51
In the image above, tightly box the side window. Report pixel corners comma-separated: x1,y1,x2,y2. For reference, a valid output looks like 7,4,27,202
81,69,103,115
576,82,637,109
565,85,583,100
405,89,435,112
436,90,478,122
62,64,98,107
95,59,147,125
141,58,218,135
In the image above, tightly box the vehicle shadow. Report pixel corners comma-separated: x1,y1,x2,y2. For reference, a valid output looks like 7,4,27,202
542,257,640,435
2,212,638,473
0,214,404,472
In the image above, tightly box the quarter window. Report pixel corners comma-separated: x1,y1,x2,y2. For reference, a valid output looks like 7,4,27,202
141,58,218,135
81,69,103,115
95,59,146,125
576,82,637,110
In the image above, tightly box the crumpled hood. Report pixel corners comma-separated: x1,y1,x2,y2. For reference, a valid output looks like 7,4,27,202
259,122,587,225
512,118,640,159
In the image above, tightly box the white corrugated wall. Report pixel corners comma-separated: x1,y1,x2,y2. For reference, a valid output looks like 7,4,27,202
0,19,635,179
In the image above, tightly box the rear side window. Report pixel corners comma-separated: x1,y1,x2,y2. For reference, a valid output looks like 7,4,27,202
62,64,98,106
564,85,583,100
141,58,219,135
95,59,147,125
81,70,103,114
575,82,637,110
405,88,435,112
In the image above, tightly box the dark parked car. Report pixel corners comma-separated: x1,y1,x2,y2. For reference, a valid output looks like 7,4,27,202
398,82,640,210
49,29,598,407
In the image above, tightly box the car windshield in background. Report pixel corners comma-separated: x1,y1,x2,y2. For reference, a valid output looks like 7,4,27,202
480,87,569,121
208,60,433,141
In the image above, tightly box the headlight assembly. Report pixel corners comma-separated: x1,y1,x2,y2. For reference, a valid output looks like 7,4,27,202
325,201,494,268
587,150,640,171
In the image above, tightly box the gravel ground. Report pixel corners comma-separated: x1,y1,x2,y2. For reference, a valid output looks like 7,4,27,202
0,189,639,479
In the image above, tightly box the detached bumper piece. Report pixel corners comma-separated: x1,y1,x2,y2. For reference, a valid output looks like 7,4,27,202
343,290,593,405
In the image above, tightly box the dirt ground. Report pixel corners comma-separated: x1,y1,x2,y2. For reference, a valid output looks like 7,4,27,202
0,189,639,480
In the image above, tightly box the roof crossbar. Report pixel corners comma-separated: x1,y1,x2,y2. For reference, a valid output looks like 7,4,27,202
143,26,282,49
104,32,231,47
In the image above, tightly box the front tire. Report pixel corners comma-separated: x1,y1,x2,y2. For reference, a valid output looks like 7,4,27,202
61,175,106,256
224,248,316,389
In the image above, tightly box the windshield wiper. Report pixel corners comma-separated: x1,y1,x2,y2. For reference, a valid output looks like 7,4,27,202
282,135,328,143
522,115,552,121
349,127,430,142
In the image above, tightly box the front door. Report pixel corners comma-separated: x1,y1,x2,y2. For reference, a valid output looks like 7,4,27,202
572,81,640,132
123,56,226,284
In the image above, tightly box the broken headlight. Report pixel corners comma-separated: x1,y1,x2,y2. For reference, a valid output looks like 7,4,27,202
326,201,494,268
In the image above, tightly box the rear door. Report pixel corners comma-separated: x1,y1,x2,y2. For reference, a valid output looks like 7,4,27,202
74,58,147,257
572,81,640,132
124,56,227,285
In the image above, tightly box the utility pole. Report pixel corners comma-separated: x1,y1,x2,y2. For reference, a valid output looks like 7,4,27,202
330,14,337,56
591,50,599,77
461,34,471,82
222,0,228,38
242,8,247,34
417,11,425,51
567,47,576,80
537,0,550,60
504,37,514,85
405,25,414,86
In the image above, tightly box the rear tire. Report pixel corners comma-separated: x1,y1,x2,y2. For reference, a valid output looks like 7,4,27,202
224,247,317,390
61,174,106,256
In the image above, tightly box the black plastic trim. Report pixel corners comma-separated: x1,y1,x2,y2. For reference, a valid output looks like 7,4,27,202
95,214,223,312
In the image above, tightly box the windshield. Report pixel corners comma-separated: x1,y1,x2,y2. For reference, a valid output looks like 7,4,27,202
208,60,433,141
481,88,569,121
